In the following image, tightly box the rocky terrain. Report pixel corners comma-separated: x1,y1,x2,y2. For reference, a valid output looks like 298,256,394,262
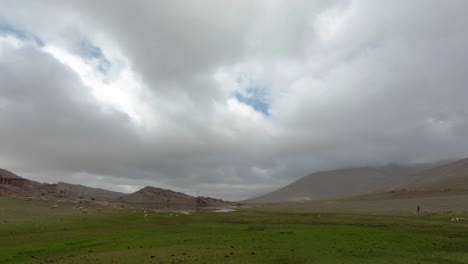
57,182,125,201
120,186,235,209
0,168,234,209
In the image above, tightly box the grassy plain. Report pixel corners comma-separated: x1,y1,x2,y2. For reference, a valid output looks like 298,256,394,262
1,197,467,264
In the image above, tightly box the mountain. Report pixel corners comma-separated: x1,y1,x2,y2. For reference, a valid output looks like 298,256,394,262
57,182,125,200
120,186,234,209
0,168,121,206
0,168,42,196
0,168,23,179
245,164,432,203
384,157,468,192
0,168,42,186
0,167,234,209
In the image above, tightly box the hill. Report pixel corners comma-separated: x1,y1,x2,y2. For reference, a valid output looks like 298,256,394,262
120,186,234,209
0,168,234,209
57,182,125,201
0,168,120,205
0,168,41,196
0,168,23,179
379,157,468,194
245,164,432,203
342,158,468,201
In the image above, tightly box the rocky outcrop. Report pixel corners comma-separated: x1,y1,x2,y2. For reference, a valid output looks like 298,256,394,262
120,186,234,209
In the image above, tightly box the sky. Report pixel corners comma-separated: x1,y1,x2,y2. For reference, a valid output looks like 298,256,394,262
1,0,468,200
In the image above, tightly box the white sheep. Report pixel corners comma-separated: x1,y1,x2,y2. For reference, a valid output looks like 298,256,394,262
51,205,58,209
81,209,88,214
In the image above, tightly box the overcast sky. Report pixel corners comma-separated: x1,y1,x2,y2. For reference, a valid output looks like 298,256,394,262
1,0,468,200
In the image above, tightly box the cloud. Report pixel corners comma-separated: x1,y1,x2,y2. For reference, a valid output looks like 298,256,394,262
1,1,468,200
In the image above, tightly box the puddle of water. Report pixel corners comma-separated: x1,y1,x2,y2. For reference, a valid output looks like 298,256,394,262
212,208,237,212
171,206,247,214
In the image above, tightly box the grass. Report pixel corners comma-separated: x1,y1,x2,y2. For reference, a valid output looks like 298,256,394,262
0,197,467,264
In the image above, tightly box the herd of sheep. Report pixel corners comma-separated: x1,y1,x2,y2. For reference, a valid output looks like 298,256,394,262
48,204,184,219
41,199,467,223
421,209,467,222
50,204,89,214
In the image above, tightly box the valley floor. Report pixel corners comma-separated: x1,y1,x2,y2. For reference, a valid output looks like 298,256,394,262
1,197,467,264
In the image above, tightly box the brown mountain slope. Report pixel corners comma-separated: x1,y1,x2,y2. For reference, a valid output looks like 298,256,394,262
245,164,432,203
122,186,194,203
0,168,120,205
385,157,468,191
0,168,42,196
0,168,23,179
120,186,233,209
57,182,125,201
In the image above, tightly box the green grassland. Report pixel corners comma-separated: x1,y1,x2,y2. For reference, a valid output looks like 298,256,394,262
1,198,467,264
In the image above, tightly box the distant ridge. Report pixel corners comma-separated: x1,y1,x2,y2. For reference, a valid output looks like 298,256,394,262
0,168,23,179
57,182,125,200
385,157,468,191
245,164,433,203
121,186,234,209
0,167,234,209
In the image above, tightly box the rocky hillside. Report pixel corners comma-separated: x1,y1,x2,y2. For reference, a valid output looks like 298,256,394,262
0,168,118,206
0,168,23,179
0,168,37,196
1,168,234,209
120,186,234,209
57,182,125,201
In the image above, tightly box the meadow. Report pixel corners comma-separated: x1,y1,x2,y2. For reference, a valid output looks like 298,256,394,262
1,198,467,264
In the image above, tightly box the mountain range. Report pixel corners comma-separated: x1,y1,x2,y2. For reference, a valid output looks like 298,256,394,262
0,169,232,208
244,162,451,203
2,157,468,205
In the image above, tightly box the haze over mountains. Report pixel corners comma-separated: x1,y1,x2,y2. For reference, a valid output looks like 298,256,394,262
57,182,125,201
2,157,468,206
245,162,451,203
385,158,468,192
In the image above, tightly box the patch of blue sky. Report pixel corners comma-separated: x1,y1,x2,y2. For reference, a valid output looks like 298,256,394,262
0,22,44,47
234,84,270,116
77,39,111,74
